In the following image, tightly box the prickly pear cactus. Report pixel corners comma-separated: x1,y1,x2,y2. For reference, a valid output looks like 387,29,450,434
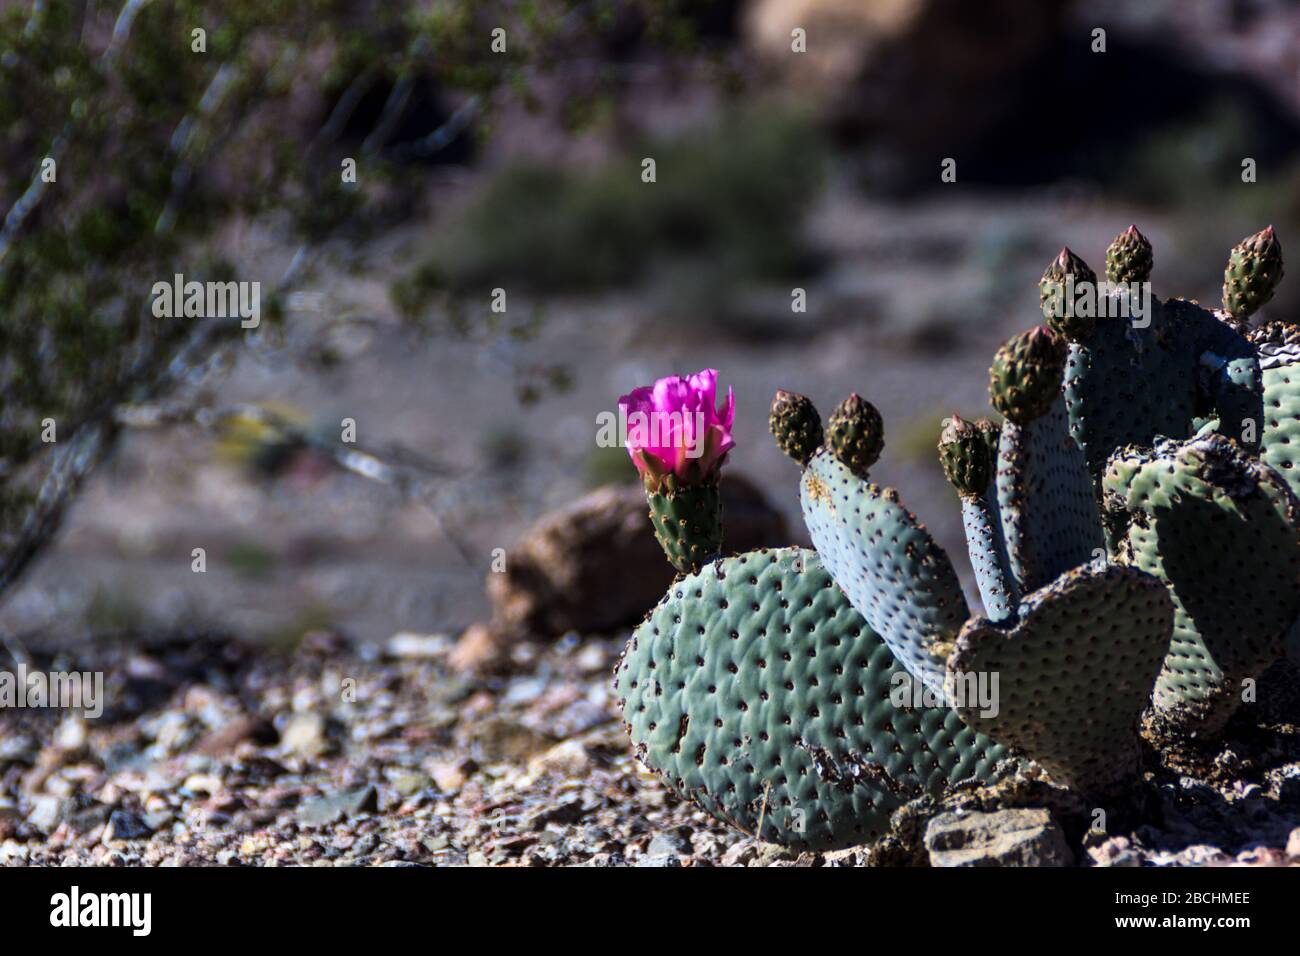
1104,434,1300,733
1061,297,1198,482
939,416,1017,622
1251,323,1300,501
1062,226,1268,490
989,327,1102,592
800,448,969,699
615,222,1300,858
644,475,723,575
614,548,1009,851
949,563,1173,795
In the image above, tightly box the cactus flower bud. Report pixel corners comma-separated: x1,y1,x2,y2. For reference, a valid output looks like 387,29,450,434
769,389,823,466
1222,225,1284,319
618,369,733,573
975,416,1001,460
1039,247,1098,340
938,414,995,497
1105,224,1153,285
826,393,884,478
988,325,1068,425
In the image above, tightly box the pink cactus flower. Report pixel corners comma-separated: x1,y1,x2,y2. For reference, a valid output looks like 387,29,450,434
618,369,735,485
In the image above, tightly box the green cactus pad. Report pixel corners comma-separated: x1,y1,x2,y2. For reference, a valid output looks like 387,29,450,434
1105,224,1154,285
960,494,1018,623
1062,306,1191,480
1205,353,1264,454
1062,297,1254,480
1254,337,1300,501
1103,434,1300,733
800,448,968,697
826,393,884,478
950,563,1173,795
614,548,1010,851
1233,323,1300,671
995,397,1103,594
1222,225,1283,319
939,416,1017,621
769,389,823,467
1248,320,1300,351
645,475,722,574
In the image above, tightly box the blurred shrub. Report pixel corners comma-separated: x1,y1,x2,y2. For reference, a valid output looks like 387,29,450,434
83,586,147,637
1111,97,1257,208
396,109,825,301
480,425,531,471
225,541,278,580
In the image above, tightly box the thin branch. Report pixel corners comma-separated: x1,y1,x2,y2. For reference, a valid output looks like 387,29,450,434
0,0,150,268
361,72,415,155
113,399,480,567
383,95,479,162
313,66,380,149
156,62,241,234
107,0,149,61
0,419,116,606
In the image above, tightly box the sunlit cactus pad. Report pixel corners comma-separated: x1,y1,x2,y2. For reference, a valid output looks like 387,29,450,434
1254,325,1300,501
1104,434,1300,732
800,450,968,698
950,563,1173,795
614,548,1009,851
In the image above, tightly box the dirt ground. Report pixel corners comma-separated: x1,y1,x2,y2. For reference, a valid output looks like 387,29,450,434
0,629,1297,866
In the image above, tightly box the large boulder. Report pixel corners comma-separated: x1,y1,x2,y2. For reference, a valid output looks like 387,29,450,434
745,0,1069,181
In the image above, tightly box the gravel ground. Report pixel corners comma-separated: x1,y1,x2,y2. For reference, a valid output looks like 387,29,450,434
3,631,1300,867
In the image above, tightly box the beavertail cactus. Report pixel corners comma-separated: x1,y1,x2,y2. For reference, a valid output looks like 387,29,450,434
614,548,1009,851
951,563,1173,795
619,369,734,573
990,327,1102,593
1252,321,1300,501
797,419,969,701
613,223,1300,856
939,416,1017,622
1104,434,1300,734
